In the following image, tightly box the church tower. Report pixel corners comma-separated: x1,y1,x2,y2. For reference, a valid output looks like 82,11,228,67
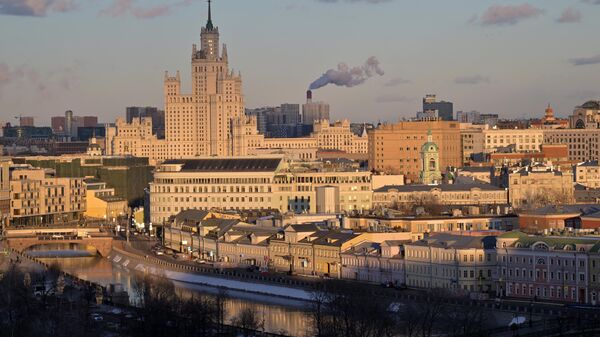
420,130,442,185
164,0,245,157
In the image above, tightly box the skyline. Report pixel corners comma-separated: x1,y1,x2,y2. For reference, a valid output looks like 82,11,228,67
1,0,600,124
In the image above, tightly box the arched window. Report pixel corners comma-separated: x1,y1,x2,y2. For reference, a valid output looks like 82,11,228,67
429,158,436,170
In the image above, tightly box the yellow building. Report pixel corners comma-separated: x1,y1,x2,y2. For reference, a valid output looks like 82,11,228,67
84,179,127,221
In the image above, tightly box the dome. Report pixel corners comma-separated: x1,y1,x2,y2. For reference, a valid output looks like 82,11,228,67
421,141,439,152
580,100,600,110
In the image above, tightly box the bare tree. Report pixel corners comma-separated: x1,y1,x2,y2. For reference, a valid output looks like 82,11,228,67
231,307,265,336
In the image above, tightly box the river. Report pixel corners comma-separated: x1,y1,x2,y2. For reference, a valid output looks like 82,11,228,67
28,244,311,336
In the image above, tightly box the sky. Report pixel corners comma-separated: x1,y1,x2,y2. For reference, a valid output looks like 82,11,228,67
1,0,600,125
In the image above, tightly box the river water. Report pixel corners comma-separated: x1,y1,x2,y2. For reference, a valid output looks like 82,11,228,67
29,244,311,336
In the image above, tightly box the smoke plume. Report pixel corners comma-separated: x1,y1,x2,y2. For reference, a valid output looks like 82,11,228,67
309,56,384,90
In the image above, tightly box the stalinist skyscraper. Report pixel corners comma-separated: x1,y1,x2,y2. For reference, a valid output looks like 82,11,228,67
164,0,244,157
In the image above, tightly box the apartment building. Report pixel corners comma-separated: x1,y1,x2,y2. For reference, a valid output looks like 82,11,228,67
9,165,86,226
368,120,462,181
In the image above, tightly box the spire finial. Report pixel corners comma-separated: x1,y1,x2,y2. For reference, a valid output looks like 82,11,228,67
206,0,214,30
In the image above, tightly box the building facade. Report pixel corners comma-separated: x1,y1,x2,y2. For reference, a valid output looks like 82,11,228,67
368,120,462,181
372,184,508,209
496,232,597,304
405,233,497,294
149,157,373,223
507,165,575,209
9,165,86,226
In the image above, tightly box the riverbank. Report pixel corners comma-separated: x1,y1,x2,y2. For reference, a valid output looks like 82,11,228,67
110,244,313,301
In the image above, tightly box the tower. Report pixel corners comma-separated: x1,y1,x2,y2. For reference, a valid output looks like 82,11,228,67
164,0,244,157
544,104,555,122
420,130,442,185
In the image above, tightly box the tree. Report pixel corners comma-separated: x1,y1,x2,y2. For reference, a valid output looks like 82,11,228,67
231,307,264,336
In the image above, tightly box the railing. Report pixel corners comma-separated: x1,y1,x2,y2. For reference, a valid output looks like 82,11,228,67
111,245,316,291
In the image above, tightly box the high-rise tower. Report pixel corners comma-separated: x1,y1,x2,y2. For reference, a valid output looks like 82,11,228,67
164,0,244,157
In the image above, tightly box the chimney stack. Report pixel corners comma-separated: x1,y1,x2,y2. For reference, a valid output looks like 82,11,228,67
306,90,312,103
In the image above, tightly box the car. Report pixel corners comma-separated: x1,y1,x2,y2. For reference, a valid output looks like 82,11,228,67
91,314,103,322
154,251,164,256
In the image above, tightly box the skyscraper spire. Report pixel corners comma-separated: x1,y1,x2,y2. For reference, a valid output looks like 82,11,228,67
206,0,214,30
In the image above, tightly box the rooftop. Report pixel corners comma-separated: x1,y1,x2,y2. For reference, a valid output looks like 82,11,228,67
521,204,600,216
409,233,496,250
374,183,503,193
500,231,600,252
163,158,283,172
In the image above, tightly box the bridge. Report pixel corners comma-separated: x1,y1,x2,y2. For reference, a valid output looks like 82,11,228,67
3,227,113,257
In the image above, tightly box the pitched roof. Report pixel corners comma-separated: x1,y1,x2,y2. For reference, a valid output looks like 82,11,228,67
163,158,282,172
172,209,211,224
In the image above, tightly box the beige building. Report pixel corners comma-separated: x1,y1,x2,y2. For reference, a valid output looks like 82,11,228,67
268,225,412,277
574,161,600,188
405,233,497,294
9,165,86,226
84,179,127,221
460,124,486,164
508,165,575,209
163,210,277,267
483,128,544,153
165,3,244,157
368,120,462,182
149,157,373,223
345,215,517,233
107,6,367,163
341,240,407,285
302,91,330,125
108,3,244,161
372,184,508,209
570,100,600,129
544,128,600,163
105,118,169,165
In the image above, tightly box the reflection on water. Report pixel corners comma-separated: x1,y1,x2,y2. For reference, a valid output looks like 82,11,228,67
34,244,310,336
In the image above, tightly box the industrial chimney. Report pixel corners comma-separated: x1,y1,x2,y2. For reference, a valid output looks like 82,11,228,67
306,90,312,103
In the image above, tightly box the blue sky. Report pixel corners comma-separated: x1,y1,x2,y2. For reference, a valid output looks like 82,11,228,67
1,0,600,125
